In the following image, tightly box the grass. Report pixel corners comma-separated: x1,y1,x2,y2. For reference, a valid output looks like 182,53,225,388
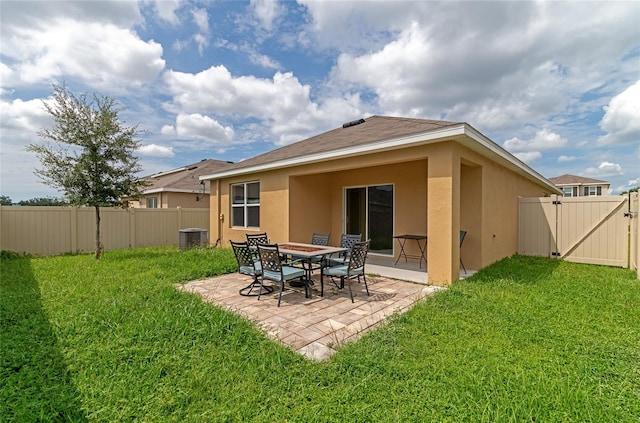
1,248,639,422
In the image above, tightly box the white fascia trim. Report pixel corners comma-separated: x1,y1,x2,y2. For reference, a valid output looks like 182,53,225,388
149,167,187,178
200,125,467,181
143,188,209,194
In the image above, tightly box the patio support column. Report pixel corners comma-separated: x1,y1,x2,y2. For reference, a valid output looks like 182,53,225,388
427,143,461,285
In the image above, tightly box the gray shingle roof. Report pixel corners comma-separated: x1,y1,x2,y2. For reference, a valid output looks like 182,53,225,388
548,174,610,185
197,115,560,194
143,159,234,192
222,115,460,171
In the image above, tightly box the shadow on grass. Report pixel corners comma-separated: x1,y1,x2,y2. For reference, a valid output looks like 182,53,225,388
0,255,88,421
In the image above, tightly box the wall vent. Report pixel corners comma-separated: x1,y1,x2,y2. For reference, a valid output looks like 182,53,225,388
342,118,366,128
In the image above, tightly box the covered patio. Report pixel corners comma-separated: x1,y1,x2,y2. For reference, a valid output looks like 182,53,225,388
366,255,476,284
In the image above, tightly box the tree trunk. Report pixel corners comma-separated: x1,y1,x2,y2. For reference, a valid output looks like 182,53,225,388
94,205,102,259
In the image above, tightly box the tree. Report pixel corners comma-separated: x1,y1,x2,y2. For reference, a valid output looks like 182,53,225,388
18,197,68,206
28,84,147,259
0,195,12,206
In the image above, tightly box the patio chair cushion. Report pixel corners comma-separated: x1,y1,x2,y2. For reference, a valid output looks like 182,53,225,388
327,257,348,266
239,261,261,276
323,264,364,277
263,265,305,282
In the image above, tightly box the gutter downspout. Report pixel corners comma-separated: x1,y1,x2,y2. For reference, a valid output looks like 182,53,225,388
216,179,223,247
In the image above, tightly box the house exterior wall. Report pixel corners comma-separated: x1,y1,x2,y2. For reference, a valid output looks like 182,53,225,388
216,145,432,250
217,169,291,244
209,138,553,284
129,192,209,209
479,153,550,266
557,183,610,197
456,142,552,271
165,192,209,208
460,161,483,271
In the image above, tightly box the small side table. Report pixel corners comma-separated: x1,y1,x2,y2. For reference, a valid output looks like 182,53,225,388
393,235,427,268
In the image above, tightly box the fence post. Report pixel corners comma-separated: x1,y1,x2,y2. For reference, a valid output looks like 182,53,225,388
129,207,136,248
630,192,639,279
70,207,77,253
0,206,3,251
177,206,182,230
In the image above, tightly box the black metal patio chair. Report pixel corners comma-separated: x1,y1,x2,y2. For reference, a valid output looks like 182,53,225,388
460,230,467,274
311,232,330,246
246,232,269,248
231,240,273,297
257,243,307,307
328,233,362,266
322,240,370,302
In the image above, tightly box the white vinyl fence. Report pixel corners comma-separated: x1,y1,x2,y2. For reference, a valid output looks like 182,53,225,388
0,206,210,256
519,193,639,279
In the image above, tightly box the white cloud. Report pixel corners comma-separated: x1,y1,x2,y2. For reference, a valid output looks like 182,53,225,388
1,18,164,92
163,66,311,117
502,129,567,166
0,98,50,133
597,80,640,146
174,113,234,143
150,0,183,25
299,0,417,51
558,155,576,162
504,129,568,152
0,62,15,94
514,151,543,163
162,65,364,145
250,0,285,32
247,50,281,70
322,2,639,132
613,177,640,194
584,161,624,177
0,0,142,29
0,97,59,201
138,144,175,158
191,8,210,55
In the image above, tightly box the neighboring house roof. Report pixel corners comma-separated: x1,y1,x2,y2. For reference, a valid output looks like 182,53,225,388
200,115,561,194
142,159,234,194
548,174,610,186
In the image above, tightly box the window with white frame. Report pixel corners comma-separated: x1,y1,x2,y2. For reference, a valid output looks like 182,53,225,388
146,197,158,208
584,186,602,196
231,182,260,228
563,187,577,197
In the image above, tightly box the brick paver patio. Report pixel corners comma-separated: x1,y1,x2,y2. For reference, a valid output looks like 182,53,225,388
179,272,444,361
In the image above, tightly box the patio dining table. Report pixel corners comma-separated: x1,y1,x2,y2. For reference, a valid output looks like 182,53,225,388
277,242,348,290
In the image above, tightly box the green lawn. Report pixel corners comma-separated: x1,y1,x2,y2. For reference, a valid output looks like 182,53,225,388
1,248,639,422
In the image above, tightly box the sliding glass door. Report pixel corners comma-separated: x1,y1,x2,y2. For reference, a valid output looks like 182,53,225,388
345,184,394,255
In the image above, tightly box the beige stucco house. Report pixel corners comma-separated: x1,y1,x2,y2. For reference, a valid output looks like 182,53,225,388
548,174,611,197
201,116,560,285
128,159,234,208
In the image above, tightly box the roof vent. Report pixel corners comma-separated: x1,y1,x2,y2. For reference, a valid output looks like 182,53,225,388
342,118,366,128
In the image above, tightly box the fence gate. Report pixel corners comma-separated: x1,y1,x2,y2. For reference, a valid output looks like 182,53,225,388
519,194,634,268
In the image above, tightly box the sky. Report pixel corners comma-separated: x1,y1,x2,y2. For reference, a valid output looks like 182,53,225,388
1,0,639,202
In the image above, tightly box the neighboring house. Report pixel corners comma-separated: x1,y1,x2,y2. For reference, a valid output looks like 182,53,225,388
201,116,560,285
548,174,611,197
128,159,234,208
